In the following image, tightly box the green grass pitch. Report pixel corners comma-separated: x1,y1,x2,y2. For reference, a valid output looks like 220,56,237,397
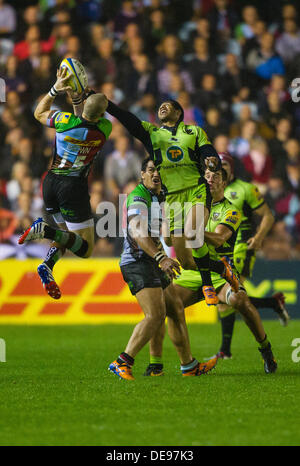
0,320,300,446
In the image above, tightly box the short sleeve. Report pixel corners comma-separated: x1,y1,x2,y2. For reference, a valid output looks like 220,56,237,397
246,184,265,210
221,209,242,232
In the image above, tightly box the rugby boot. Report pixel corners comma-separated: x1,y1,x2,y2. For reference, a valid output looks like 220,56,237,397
182,356,217,376
273,293,290,326
202,286,219,306
259,343,277,374
37,263,61,300
18,217,47,244
220,256,239,293
109,360,135,380
143,364,164,376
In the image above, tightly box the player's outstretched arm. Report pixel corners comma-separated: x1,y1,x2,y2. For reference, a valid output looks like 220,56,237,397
106,100,151,149
34,67,72,125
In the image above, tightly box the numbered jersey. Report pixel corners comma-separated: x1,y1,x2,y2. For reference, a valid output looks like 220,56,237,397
142,121,211,194
47,111,112,177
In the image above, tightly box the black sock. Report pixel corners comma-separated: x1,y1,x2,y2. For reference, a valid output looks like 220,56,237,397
220,312,236,355
193,254,213,287
210,259,225,275
44,246,65,270
249,297,277,309
117,352,134,366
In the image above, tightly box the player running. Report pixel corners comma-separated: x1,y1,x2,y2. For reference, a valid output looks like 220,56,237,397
109,157,218,380
18,68,112,299
145,167,277,376
104,98,239,306
214,152,290,359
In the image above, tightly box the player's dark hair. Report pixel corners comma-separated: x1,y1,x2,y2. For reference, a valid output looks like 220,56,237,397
141,157,152,172
165,99,184,123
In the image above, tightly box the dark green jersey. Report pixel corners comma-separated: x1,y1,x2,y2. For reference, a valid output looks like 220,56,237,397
206,197,242,262
224,178,264,243
120,183,164,266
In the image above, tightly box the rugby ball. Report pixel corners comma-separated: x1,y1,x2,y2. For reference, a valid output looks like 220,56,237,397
60,57,88,93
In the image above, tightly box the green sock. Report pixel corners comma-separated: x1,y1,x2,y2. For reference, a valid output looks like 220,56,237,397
150,355,163,365
259,334,270,349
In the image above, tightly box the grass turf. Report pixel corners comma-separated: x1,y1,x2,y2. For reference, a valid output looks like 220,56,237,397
0,320,299,446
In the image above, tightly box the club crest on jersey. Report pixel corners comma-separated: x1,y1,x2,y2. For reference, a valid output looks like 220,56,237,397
230,192,238,199
166,146,184,162
212,212,220,221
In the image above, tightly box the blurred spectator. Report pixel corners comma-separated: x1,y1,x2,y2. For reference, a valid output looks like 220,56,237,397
130,93,157,124
193,73,221,111
187,37,218,87
14,25,55,61
204,106,227,140
0,0,16,64
246,32,285,82
235,5,259,44
177,91,204,127
243,137,273,191
156,34,182,69
157,60,194,98
89,38,118,86
113,0,140,39
104,135,141,202
275,18,300,64
123,54,157,105
229,119,257,159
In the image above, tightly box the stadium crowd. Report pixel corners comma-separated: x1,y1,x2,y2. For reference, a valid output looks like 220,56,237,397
1,0,300,260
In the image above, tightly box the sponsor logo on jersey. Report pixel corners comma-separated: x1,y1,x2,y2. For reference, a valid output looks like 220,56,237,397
226,215,238,225
133,196,148,204
56,112,71,124
64,136,102,147
166,146,184,162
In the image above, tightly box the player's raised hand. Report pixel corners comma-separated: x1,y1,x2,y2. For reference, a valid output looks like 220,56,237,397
54,67,73,94
159,257,181,280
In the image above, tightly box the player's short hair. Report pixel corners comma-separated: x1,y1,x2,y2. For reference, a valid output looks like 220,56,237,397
141,157,152,172
83,93,108,121
165,99,184,123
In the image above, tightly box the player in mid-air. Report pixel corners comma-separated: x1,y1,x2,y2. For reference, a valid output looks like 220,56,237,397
104,98,239,306
213,152,289,359
18,67,112,299
145,167,277,376
109,157,218,380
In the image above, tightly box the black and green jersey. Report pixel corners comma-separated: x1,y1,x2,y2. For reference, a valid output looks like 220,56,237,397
224,178,264,243
107,101,220,194
120,183,164,266
206,197,242,262
47,111,112,177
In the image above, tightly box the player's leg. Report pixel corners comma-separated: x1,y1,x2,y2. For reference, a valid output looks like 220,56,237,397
218,284,277,373
109,287,166,380
144,321,166,376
